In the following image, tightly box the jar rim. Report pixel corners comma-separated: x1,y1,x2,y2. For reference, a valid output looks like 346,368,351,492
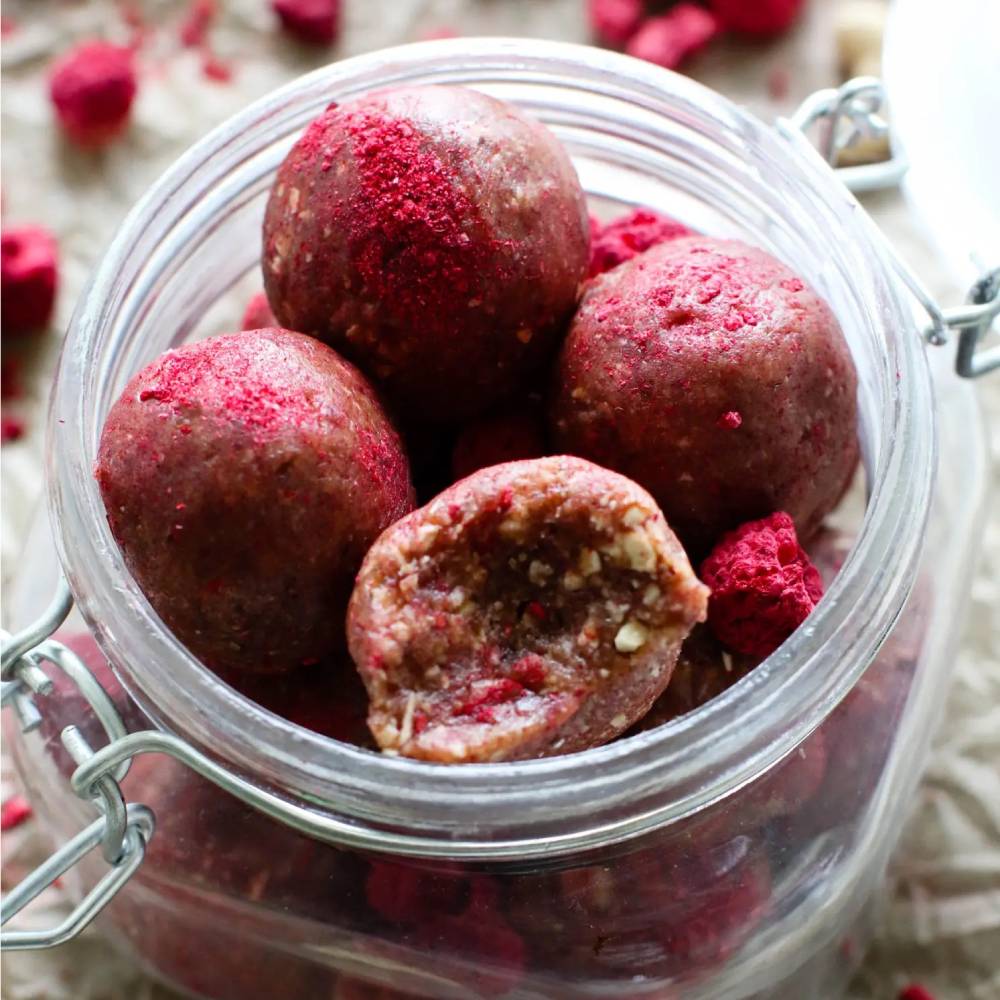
48,38,936,857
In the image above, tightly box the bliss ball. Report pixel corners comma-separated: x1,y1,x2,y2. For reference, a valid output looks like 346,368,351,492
348,456,707,762
49,41,137,147
451,403,547,481
96,329,414,675
701,511,824,658
263,85,590,422
550,236,859,554
708,0,806,37
1,226,58,336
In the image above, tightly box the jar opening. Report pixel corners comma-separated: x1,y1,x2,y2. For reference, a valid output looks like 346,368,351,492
48,39,935,857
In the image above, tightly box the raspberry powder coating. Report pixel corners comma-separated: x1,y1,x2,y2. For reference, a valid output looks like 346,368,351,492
263,85,590,422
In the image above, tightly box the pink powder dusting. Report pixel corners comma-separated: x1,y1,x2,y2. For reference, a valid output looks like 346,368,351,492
341,104,502,337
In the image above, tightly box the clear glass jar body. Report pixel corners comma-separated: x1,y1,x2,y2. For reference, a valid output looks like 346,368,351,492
5,39,989,1000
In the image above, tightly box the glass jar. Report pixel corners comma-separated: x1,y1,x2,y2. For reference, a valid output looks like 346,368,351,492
4,39,989,1000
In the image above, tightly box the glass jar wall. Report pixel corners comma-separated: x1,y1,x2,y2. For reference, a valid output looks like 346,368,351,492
5,40,988,1000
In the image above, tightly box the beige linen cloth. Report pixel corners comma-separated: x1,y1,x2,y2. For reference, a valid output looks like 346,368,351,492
1,1,997,997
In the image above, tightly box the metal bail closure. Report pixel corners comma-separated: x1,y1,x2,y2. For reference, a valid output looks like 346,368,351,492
1,582,155,951
779,77,999,380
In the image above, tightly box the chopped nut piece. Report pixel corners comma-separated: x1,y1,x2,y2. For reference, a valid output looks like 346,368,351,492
614,621,648,653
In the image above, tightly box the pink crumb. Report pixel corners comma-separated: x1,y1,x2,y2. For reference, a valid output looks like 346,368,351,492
717,410,742,429
1,226,59,336
625,4,722,70
201,52,232,82
707,0,806,37
48,41,137,147
1,16,17,36
241,291,278,330
1,417,25,443
419,26,460,41
701,511,823,658
179,0,216,47
1,795,32,830
588,0,644,48
767,66,791,100
588,207,692,277
272,0,341,45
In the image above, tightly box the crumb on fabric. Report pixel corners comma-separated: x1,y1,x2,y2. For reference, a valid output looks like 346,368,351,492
1,795,32,830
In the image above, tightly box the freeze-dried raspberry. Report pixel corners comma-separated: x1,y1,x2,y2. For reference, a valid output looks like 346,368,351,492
625,5,722,70
708,0,805,37
240,291,277,330
272,0,341,45
1,226,58,336
701,512,823,658
48,41,137,147
588,207,692,277
588,0,644,48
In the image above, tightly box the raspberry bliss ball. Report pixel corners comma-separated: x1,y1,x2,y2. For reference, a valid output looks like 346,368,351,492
551,236,859,553
49,41,137,147
96,329,414,675
348,456,708,762
263,86,590,422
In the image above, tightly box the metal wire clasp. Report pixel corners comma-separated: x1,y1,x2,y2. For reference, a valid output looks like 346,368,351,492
778,77,999,379
1,581,155,951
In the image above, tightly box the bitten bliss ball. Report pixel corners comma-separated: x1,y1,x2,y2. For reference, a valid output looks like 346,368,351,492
551,236,859,553
348,456,708,762
96,329,414,674
263,85,590,422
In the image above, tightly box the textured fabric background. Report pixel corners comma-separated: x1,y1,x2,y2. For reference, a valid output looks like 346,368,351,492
1,1,997,998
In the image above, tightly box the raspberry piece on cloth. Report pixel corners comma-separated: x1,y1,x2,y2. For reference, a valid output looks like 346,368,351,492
708,0,806,37
701,511,823,657
1,226,58,336
588,0,644,48
625,5,722,70
272,0,341,45
49,41,137,147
